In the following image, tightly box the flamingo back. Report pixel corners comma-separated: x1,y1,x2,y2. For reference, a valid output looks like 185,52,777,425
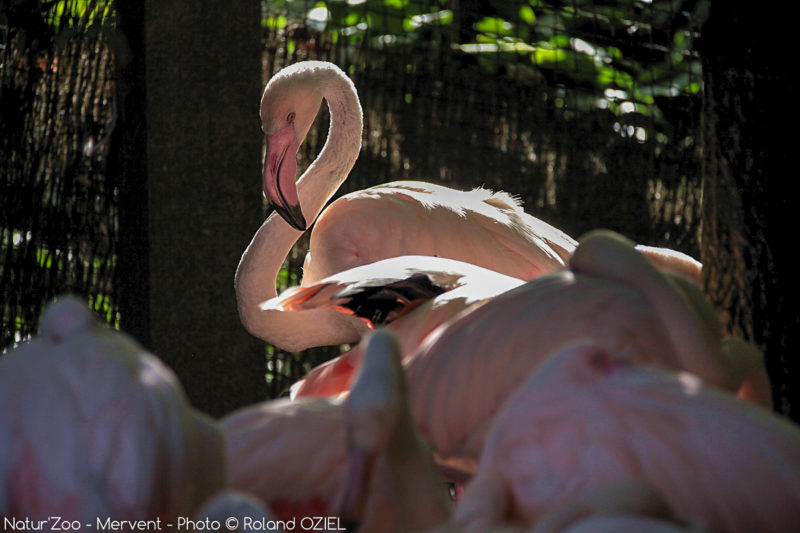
469,342,800,532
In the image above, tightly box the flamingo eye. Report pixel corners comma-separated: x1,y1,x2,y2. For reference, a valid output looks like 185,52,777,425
287,112,295,124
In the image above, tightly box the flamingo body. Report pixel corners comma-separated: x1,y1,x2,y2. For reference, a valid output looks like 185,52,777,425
222,332,449,532
265,255,523,398
404,269,673,470
0,297,224,521
559,516,697,533
527,481,697,533
453,341,800,532
264,255,520,325
304,181,575,284
221,396,347,511
266,255,523,319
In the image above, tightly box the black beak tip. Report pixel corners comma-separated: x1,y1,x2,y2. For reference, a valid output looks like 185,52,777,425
273,203,308,232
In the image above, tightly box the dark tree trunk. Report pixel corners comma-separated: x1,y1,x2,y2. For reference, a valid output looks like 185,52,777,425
115,1,268,416
113,2,150,348
700,2,799,420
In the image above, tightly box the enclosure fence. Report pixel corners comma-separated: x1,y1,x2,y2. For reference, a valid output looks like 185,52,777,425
1,0,706,399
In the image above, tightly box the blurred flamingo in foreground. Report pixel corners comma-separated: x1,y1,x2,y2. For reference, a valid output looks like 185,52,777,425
527,482,704,533
222,331,450,532
235,60,575,352
0,297,224,521
449,341,800,532
293,231,769,475
435,482,703,533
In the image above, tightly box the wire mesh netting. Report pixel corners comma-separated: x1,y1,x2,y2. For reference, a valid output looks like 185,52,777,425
1,2,119,349
1,0,706,399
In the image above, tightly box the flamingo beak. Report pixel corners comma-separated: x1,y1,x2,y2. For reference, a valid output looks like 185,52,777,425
263,123,307,231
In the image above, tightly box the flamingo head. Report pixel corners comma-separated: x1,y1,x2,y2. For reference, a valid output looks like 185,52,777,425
260,64,326,232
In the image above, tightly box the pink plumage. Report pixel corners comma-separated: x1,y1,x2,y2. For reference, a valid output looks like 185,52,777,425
296,232,764,476
453,341,800,532
0,297,224,521
222,331,450,532
279,255,523,398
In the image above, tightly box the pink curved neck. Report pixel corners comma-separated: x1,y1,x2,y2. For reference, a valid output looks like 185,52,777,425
235,65,364,350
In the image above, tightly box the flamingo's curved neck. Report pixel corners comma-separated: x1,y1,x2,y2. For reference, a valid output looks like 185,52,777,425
235,66,363,344
297,70,363,221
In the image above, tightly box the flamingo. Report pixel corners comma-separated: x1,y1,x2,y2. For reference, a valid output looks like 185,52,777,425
528,482,700,533
450,341,800,532
633,244,702,285
220,393,345,520
293,231,769,475
434,482,701,533
260,255,523,397
235,60,575,352
554,516,702,533
238,60,707,354
0,297,224,521
436,516,695,533
221,331,450,532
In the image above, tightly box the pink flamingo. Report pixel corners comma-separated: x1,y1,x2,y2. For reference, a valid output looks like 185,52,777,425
235,60,575,352
633,244,702,285
449,341,800,532
434,482,700,533
0,297,224,521
222,331,450,532
260,255,523,397
239,60,705,356
293,231,769,475
527,482,704,533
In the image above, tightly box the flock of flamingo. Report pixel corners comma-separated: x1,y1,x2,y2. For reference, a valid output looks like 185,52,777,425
2,60,799,532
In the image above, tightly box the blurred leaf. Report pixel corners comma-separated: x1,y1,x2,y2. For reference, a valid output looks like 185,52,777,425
403,9,452,32
47,0,113,29
549,34,569,48
597,66,634,90
475,16,514,37
519,5,536,25
263,14,287,29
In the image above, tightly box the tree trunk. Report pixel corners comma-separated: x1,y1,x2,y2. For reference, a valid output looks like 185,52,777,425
701,2,799,420
115,1,268,416
113,2,150,349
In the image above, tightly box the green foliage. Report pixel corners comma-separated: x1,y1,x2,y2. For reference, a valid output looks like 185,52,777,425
263,0,707,130
47,0,114,28
263,0,453,41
